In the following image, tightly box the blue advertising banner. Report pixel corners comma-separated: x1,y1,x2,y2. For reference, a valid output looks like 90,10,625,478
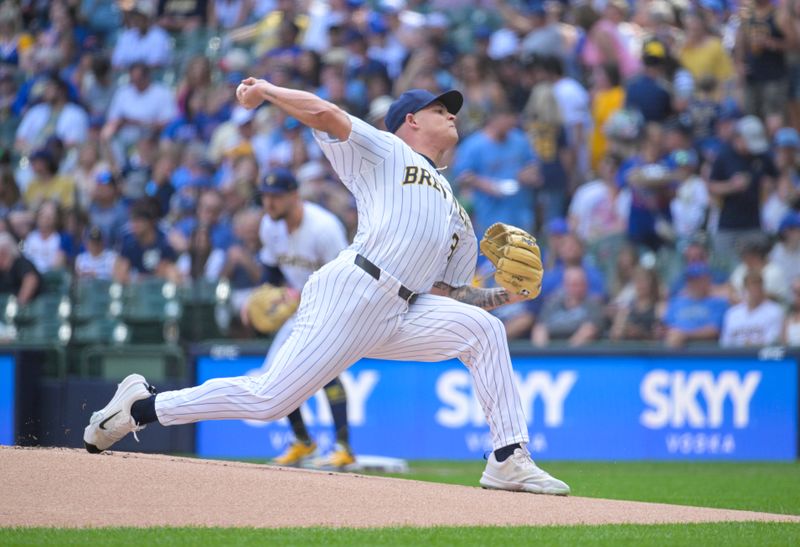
195,354,798,460
0,355,15,445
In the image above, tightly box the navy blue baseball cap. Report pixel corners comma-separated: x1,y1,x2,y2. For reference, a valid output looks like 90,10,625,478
384,89,463,134
260,168,298,194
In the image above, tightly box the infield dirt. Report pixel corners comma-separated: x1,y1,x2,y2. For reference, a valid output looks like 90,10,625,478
1,446,798,528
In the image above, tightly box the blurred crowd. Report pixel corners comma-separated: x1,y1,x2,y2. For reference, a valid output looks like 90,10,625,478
0,0,799,348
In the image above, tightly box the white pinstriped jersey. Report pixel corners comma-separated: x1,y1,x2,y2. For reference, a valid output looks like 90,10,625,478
259,201,348,291
313,115,478,292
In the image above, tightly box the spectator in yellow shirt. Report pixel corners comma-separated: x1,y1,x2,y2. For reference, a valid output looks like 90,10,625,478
679,11,734,92
590,63,625,174
23,149,75,210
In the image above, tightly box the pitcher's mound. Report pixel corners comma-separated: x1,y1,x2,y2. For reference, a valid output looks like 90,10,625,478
1,447,797,528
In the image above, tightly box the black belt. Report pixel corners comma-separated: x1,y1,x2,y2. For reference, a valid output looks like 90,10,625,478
355,254,418,305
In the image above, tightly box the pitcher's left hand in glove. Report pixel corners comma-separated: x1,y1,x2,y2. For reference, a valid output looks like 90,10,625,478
246,284,300,334
479,223,543,299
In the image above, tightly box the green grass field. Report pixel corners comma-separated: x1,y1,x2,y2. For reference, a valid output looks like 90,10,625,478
4,461,800,546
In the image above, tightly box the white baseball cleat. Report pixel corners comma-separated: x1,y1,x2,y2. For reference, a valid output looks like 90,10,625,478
480,447,570,495
84,374,154,454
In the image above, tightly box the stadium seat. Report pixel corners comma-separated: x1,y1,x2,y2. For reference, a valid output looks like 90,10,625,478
179,280,225,342
113,279,182,344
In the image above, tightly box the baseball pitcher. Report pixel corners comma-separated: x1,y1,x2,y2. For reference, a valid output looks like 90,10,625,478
83,78,570,495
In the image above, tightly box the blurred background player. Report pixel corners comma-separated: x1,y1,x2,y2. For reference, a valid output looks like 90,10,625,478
243,167,354,468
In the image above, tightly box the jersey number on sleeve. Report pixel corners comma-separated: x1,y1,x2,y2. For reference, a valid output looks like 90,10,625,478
447,233,459,261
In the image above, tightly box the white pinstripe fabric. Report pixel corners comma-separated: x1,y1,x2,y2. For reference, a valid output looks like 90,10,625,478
153,115,531,450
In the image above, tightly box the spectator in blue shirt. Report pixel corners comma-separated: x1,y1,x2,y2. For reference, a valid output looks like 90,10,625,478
169,188,233,254
113,199,178,284
87,171,128,247
625,38,673,123
452,104,540,237
540,232,606,299
663,263,728,348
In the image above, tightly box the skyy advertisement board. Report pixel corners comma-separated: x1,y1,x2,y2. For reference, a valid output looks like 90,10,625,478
195,354,797,460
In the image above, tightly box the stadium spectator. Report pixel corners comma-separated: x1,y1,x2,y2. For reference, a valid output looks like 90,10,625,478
721,271,785,347
540,232,606,299
101,62,178,164
78,0,123,40
678,9,734,90
734,0,787,124
669,233,728,296
23,149,76,210
161,88,215,144
111,1,172,69
87,171,128,247
589,63,625,173
532,266,604,347
14,73,89,157
0,66,18,149
368,11,410,82
0,3,33,67
176,224,226,284
22,200,67,274
220,207,266,315
623,127,675,250
74,225,116,280
143,151,177,217
770,212,800,291
0,169,23,218
169,189,232,254
157,0,209,32
625,38,673,123
545,55,591,180
452,104,539,237
772,128,800,217
609,265,662,342
663,262,728,348
607,242,640,307
784,279,800,346
451,53,507,138
119,131,160,202
113,199,179,284
73,141,111,211
575,3,640,80
524,71,572,224
728,235,790,304
778,0,800,129
668,148,708,247
517,2,565,63
219,153,257,214
568,153,627,245
208,0,249,31
255,114,321,172
0,231,40,305
707,115,778,270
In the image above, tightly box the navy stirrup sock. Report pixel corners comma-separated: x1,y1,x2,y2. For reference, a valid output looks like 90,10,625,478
131,396,158,425
494,443,521,462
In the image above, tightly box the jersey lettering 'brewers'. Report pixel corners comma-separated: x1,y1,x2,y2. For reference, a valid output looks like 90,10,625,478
83,78,570,496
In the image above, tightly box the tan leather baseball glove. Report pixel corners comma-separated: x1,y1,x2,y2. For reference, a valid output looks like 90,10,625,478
479,223,543,299
246,284,300,334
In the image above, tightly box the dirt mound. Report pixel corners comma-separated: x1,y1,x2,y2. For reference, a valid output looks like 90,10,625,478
1,446,797,528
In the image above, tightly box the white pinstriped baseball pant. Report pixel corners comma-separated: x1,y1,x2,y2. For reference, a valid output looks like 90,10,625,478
155,250,529,450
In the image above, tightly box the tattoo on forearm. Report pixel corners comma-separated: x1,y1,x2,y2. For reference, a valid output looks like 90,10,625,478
433,282,510,310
